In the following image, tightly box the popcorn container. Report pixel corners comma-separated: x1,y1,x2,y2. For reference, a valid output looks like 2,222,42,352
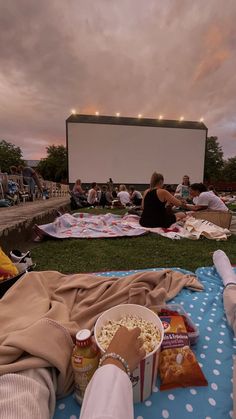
94,304,164,403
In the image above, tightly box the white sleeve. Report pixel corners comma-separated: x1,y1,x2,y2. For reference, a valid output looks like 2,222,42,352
196,193,209,206
80,365,133,419
0,368,56,419
175,184,182,195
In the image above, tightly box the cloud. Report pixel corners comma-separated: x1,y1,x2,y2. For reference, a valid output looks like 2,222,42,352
0,0,236,159
193,23,233,82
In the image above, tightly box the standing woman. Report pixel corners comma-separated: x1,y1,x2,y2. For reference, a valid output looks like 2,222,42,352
140,172,187,228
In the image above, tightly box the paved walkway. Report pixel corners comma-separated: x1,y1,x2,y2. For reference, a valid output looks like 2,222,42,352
0,197,70,233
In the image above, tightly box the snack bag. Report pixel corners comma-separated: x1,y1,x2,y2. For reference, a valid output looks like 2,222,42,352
0,248,18,281
159,315,208,390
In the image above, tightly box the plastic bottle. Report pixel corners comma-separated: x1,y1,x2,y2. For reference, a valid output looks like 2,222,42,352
71,329,100,404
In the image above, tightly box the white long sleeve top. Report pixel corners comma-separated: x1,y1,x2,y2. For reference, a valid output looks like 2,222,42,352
80,365,134,419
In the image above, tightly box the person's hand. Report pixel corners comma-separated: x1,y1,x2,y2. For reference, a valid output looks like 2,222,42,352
179,198,187,207
103,326,146,373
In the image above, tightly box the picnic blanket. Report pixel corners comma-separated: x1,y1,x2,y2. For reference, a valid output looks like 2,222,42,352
34,213,147,239
35,213,231,241
54,266,235,419
150,217,231,240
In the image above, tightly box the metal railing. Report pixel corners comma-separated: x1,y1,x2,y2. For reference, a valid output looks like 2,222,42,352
0,172,69,202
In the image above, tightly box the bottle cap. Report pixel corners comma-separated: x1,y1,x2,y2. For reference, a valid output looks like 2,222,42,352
76,329,91,346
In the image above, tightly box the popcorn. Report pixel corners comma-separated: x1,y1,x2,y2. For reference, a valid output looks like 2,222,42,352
97,314,161,354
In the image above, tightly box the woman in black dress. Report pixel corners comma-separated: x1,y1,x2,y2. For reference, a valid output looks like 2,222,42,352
140,172,187,228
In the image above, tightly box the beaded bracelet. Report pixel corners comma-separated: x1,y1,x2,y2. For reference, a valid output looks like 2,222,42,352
99,352,131,379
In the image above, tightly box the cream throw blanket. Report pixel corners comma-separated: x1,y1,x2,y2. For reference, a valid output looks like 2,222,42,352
0,269,203,397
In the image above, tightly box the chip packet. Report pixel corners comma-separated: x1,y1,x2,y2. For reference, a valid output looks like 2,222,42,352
159,315,208,390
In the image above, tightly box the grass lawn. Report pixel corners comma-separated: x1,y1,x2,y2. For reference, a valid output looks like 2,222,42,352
31,208,236,274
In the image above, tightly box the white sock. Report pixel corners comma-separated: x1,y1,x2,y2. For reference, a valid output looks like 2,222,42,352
213,250,236,286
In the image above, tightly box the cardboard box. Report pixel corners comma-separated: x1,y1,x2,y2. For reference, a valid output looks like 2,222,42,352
192,210,232,229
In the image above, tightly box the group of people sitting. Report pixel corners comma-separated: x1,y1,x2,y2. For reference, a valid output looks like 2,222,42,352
72,173,230,229
140,173,229,228
71,179,142,209
0,165,43,206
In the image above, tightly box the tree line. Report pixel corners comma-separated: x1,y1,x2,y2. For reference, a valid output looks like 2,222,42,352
0,140,67,183
0,137,235,183
204,136,236,182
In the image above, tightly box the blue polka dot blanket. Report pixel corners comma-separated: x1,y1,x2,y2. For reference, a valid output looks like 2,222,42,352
54,266,235,419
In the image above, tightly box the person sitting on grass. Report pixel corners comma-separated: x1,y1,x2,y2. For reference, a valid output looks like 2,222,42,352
140,172,187,228
117,185,131,207
186,183,229,212
73,179,86,197
87,182,98,206
72,179,87,205
129,186,142,206
99,185,113,208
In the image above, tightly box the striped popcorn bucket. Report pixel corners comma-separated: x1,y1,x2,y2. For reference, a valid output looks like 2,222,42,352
94,303,164,402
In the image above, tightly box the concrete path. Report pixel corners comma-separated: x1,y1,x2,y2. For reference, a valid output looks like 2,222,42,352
0,197,70,252
0,197,70,232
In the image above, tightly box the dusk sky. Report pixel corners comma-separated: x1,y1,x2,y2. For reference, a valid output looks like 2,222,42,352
0,0,236,159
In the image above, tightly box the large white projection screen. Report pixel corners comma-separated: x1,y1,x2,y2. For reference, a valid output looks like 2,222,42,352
67,122,206,184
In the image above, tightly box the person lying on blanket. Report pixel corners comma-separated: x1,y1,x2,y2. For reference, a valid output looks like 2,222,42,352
83,251,236,419
186,183,228,212
213,249,236,419
140,172,187,228
0,269,203,419
0,326,144,419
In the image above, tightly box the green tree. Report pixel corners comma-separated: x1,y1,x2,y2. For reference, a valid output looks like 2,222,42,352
0,140,24,172
204,136,224,182
37,145,67,182
221,156,236,181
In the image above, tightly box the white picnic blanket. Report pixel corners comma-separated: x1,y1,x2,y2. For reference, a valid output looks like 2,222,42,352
148,216,231,241
35,213,231,241
34,213,147,239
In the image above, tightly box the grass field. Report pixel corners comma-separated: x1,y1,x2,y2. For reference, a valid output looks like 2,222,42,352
31,208,236,274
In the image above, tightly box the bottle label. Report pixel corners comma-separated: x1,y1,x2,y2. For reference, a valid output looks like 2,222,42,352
72,346,100,404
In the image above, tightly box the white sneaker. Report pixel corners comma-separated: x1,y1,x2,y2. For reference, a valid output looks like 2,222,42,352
14,261,29,273
10,249,33,268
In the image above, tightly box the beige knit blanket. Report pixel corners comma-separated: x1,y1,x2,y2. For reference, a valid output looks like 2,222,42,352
0,269,203,397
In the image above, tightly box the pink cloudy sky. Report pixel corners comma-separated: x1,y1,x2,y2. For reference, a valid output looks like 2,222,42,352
0,0,236,159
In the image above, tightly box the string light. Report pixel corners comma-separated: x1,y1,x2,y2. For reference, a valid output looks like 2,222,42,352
70,110,204,123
